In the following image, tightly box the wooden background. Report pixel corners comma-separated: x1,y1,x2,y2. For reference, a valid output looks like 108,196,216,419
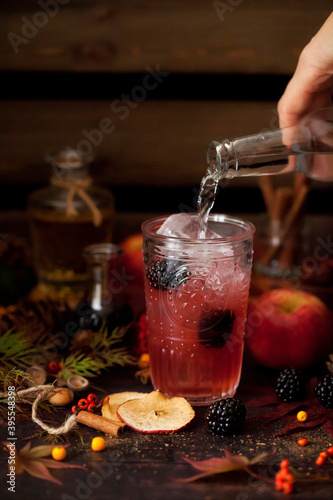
0,0,332,241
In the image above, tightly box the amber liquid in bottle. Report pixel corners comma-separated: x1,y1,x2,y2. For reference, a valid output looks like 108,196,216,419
29,209,113,291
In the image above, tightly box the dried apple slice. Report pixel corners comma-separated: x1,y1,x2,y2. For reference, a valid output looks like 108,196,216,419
101,391,146,424
116,390,195,433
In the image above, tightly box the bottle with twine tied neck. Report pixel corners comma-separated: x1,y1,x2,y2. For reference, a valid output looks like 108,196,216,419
28,148,114,298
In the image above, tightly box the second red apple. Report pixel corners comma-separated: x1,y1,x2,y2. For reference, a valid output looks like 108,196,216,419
245,288,333,369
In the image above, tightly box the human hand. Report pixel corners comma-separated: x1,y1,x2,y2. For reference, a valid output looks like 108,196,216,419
278,12,333,129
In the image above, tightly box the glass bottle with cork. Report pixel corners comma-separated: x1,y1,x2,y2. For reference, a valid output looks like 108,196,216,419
28,148,114,298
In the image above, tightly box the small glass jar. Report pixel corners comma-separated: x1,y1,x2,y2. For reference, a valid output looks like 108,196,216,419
253,214,309,280
28,149,114,297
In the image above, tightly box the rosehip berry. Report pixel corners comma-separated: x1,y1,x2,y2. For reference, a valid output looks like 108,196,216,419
78,398,88,410
87,393,97,404
284,472,294,484
87,403,96,413
316,455,326,466
48,361,59,373
298,438,308,446
283,483,293,494
280,459,289,470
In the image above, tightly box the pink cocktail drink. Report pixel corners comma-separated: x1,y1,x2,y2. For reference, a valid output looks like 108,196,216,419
142,214,255,406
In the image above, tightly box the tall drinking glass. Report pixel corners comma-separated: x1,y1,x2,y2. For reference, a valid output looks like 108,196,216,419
142,214,255,406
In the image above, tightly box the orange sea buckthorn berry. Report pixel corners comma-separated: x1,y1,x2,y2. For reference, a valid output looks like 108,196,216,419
297,410,308,422
298,438,308,446
327,446,333,456
52,446,67,461
138,353,150,369
91,437,106,451
319,451,328,459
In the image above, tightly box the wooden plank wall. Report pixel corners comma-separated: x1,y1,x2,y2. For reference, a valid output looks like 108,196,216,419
0,0,332,239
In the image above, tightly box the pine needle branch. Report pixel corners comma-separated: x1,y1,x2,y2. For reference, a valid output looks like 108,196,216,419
0,329,36,368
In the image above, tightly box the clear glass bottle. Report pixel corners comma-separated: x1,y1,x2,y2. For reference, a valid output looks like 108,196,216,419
77,243,133,334
28,149,115,297
77,243,122,332
207,107,333,182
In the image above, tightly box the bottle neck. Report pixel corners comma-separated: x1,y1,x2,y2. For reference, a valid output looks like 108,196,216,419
207,128,297,180
208,108,333,182
46,149,92,181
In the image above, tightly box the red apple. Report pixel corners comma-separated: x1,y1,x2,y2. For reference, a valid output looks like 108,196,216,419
119,233,144,286
245,288,333,369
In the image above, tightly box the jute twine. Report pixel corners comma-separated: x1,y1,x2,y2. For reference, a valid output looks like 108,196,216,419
51,176,102,227
1,385,77,435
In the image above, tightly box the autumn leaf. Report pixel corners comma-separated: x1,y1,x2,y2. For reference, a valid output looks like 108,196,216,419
173,449,273,483
245,377,333,437
3,441,87,485
273,406,333,437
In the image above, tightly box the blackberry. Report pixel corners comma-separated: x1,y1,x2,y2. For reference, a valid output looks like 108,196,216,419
206,398,246,435
314,373,333,409
275,368,305,402
199,309,235,348
146,259,190,290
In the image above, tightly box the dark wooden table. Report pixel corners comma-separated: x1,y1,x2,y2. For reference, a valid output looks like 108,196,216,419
0,211,332,499
1,355,332,500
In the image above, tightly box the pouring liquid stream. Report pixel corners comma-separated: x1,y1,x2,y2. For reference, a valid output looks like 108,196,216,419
197,175,219,239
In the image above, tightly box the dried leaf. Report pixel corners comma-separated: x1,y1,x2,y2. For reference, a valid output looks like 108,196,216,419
245,377,333,437
19,443,64,459
245,393,282,407
274,415,328,437
23,460,62,485
3,441,87,485
253,401,309,421
173,449,272,483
